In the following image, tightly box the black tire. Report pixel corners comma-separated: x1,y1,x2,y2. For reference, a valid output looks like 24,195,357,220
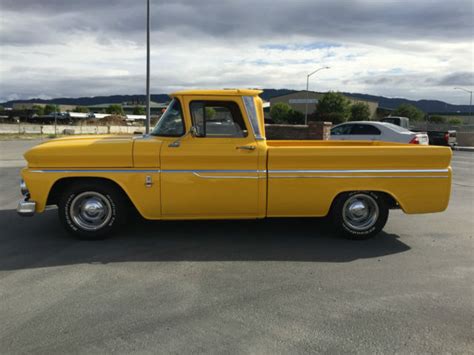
331,191,389,240
58,181,127,240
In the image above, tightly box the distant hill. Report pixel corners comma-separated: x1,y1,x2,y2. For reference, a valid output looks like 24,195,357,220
1,94,171,107
340,92,470,114
1,90,471,114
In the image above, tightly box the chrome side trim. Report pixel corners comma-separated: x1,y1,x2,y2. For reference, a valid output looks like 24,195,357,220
28,168,449,176
30,169,161,173
163,169,266,174
268,169,449,174
192,172,260,179
269,175,449,179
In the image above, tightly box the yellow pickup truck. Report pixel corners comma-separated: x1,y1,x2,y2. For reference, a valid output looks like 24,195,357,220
17,89,452,240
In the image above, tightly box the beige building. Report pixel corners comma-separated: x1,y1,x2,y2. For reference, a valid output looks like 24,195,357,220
269,91,379,119
12,103,76,112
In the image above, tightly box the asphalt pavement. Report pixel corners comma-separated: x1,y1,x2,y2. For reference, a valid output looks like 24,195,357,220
0,140,472,354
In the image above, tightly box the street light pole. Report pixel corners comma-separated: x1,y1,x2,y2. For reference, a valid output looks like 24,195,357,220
305,66,330,125
145,0,151,134
454,87,473,119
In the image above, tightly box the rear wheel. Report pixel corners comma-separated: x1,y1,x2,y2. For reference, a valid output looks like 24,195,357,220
331,191,389,240
58,182,126,240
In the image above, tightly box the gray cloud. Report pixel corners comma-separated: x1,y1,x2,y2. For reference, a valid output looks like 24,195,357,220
0,0,473,102
1,0,472,46
437,72,474,86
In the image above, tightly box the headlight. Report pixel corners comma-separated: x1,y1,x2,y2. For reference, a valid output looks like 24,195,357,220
20,179,29,196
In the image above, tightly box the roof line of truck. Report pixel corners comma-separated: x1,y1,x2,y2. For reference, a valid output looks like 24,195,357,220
170,89,263,97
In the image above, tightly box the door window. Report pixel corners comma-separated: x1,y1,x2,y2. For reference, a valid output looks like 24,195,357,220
350,124,381,135
331,124,353,135
190,101,248,138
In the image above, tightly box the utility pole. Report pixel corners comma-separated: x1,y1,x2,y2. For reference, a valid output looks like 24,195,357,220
454,87,473,119
304,66,330,125
145,0,151,134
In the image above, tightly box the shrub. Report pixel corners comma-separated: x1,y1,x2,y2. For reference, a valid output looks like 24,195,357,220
44,104,59,115
316,92,351,122
448,118,462,125
286,109,305,125
322,112,347,125
133,106,146,115
429,115,446,124
74,106,90,113
270,102,292,123
392,104,424,121
350,102,371,121
106,104,124,115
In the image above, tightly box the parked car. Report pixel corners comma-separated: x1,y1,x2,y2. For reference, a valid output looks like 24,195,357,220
381,116,457,148
17,89,452,241
330,121,429,145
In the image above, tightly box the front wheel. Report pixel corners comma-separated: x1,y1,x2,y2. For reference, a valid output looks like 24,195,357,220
331,192,389,240
58,182,126,240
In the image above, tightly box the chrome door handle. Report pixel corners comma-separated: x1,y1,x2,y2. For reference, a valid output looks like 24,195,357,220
236,145,256,151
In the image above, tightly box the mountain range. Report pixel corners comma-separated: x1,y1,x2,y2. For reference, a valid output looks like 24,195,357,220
1,89,471,114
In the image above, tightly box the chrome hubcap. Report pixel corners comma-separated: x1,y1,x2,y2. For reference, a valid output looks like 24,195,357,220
70,192,112,231
342,194,379,231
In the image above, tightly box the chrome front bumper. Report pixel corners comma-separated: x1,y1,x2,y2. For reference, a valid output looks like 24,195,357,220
17,178,36,216
17,198,36,217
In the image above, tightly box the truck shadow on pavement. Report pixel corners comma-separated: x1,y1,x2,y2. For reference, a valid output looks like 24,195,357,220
0,209,410,271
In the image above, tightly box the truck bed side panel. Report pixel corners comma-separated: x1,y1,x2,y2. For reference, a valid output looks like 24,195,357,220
266,144,452,216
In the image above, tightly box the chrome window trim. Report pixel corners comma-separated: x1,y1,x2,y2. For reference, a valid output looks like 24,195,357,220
242,96,265,141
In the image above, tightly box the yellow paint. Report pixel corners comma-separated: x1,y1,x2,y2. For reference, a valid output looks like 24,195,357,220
21,89,452,220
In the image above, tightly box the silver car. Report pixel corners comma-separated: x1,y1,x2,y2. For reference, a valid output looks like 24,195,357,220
330,121,429,145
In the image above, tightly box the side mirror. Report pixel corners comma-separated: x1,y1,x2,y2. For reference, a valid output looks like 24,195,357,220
168,126,198,148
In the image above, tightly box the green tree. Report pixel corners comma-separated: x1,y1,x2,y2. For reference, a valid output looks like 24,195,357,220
0,105,4,112
44,104,59,115
74,106,90,113
429,115,446,124
448,118,462,125
205,107,217,119
270,102,292,123
106,104,124,115
392,104,424,122
133,106,146,115
32,105,45,116
286,109,305,124
349,102,371,121
315,92,350,123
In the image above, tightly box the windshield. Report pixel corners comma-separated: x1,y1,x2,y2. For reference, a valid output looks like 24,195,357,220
151,98,185,137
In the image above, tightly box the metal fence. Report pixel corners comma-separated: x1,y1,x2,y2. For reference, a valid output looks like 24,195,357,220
0,123,144,135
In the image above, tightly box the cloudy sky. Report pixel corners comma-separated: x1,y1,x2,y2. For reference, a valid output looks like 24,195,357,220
0,0,472,103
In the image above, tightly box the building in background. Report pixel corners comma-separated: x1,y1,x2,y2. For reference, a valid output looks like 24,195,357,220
12,103,76,112
88,101,168,115
269,91,379,119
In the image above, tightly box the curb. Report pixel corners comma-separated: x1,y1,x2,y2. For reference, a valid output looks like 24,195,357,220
453,146,474,152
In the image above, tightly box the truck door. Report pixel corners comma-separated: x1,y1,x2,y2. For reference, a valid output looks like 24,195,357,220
160,96,261,218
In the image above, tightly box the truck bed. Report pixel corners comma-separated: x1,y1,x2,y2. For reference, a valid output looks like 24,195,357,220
265,140,452,217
